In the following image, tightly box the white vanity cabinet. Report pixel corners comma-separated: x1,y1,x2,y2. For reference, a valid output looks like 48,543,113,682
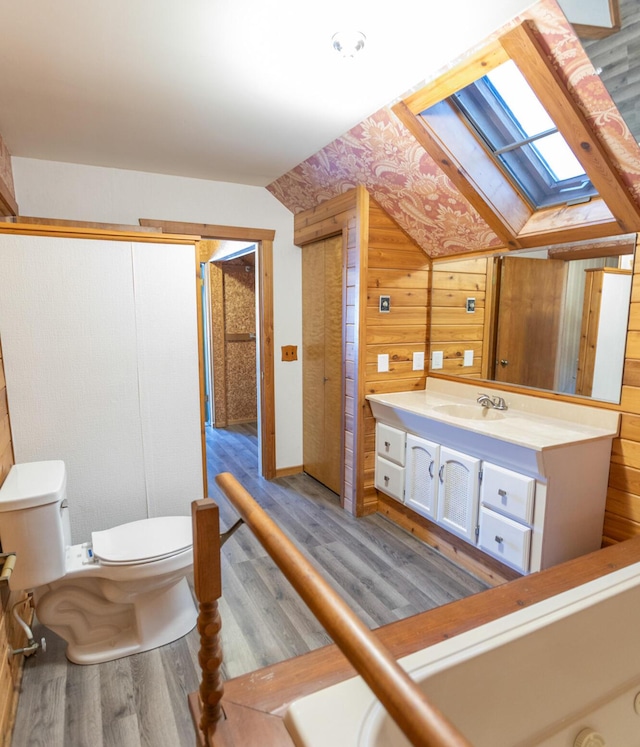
368,379,620,575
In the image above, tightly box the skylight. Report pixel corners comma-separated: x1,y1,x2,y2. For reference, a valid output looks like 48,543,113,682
444,60,598,209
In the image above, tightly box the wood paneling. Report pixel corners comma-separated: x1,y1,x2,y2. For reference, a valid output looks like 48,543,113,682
431,256,488,378
221,260,257,425
363,200,430,512
604,235,640,543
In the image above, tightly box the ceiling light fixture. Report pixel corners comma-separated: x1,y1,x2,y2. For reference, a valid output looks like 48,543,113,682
331,31,366,58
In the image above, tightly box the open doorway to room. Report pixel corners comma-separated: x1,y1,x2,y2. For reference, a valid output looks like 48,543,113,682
203,241,257,430
139,219,276,479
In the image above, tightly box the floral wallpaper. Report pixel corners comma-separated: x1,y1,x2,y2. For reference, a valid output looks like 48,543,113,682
267,0,640,258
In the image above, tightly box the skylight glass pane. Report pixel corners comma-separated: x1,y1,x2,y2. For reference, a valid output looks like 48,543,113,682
532,132,586,181
486,60,554,138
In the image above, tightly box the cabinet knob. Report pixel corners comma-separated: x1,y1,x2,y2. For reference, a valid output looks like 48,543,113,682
498,488,507,498
495,535,504,544
384,441,391,451
500,359,509,367
384,475,390,485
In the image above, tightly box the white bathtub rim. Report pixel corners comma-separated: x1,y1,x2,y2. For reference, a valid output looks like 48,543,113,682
284,560,640,747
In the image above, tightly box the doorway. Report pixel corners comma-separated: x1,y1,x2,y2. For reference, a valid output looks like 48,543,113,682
139,219,276,479
207,247,258,429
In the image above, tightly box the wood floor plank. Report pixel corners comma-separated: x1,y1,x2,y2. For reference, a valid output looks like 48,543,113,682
64,662,103,747
12,423,486,747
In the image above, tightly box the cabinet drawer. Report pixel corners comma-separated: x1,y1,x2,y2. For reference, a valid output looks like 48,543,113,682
481,462,535,524
376,423,406,466
478,506,531,573
375,456,405,503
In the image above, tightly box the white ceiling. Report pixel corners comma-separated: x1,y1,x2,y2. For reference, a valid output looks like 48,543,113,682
0,0,590,187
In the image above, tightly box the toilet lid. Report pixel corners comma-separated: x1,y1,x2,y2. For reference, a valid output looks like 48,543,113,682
91,516,192,564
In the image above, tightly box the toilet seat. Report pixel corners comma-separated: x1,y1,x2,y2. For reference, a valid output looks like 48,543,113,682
91,516,192,565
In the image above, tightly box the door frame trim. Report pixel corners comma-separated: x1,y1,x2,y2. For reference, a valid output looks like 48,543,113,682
139,219,276,479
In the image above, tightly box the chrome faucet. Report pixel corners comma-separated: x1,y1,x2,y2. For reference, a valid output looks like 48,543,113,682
477,393,508,411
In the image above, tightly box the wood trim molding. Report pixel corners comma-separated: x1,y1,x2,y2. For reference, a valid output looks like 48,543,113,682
195,247,209,498
0,221,195,244
5,215,162,234
354,186,370,516
258,240,276,479
139,218,275,243
0,181,19,217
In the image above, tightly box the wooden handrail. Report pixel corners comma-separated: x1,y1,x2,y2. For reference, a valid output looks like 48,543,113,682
215,472,472,747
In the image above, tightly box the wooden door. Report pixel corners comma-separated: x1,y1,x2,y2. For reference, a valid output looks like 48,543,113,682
302,235,343,494
494,257,565,390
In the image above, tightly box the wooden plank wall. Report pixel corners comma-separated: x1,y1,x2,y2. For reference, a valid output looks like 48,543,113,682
0,336,27,747
362,200,431,513
609,239,640,543
430,256,487,378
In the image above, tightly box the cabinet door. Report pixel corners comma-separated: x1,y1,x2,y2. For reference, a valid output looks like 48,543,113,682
405,434,439,520
436,447,481,543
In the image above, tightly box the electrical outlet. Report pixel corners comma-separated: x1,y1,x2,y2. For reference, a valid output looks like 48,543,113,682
281,345,297,361
413,351,425,371
463,350,474,367
377,354,389,372
431,351,443,369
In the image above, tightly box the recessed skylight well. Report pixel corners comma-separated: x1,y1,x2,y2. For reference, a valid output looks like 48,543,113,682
435,59,598,209
394,21,640,248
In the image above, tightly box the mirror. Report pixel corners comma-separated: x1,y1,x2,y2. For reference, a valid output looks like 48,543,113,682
429,234,636,403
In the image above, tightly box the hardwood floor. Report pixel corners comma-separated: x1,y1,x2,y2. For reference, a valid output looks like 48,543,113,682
10,424,487,747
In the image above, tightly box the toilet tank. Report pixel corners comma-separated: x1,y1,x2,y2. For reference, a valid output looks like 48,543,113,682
0,461,68,591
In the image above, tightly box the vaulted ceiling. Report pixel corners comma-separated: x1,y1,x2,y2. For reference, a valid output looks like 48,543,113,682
267,0,640,257
0,0,621,188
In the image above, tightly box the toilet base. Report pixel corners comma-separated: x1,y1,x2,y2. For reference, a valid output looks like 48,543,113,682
36,575,198,665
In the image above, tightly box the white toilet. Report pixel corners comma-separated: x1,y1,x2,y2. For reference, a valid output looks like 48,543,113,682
0,460,197,665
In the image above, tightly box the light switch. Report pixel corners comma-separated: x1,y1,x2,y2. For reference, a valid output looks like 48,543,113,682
413,351,425,371
377,354,389,373
463,350,474,367
431,351,443,370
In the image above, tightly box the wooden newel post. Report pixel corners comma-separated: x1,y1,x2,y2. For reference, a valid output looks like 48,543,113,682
192,498,224,745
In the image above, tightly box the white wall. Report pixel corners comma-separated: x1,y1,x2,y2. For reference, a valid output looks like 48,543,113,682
11,157,303,470
0,236,204,542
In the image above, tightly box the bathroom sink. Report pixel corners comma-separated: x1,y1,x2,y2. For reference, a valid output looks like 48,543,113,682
433,403,506,421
